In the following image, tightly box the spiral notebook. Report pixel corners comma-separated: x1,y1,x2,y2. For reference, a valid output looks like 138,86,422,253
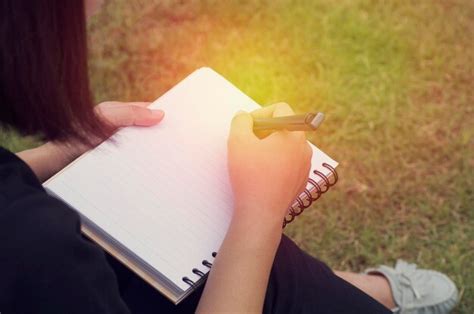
43,67,338,304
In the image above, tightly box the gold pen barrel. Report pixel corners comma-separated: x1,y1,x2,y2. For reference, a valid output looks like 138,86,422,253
253,112,324,131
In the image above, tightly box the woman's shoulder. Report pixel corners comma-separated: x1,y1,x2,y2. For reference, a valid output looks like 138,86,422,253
0,146,81,239
0,146,44,207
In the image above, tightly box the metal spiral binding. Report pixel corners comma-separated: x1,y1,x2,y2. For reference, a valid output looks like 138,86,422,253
283,163,338,228
182,251,217,287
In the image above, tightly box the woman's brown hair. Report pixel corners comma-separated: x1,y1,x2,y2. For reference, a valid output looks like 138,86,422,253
0,0,110,143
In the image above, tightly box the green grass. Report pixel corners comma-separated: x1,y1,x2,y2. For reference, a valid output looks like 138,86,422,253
2,0,473,311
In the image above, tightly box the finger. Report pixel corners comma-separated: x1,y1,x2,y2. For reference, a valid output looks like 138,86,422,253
302,144,313,177
305,143,313,163
127,102,152,108
272,102,294,117
296,175,309,198
296,148,312,195
294,167,310,200
109,105,164,127
265,128,305,144
254,129,273,139
229,111,257,141
289,130,307,143
251,103,293,138
250,103,279,119
130,106,164,126
96,101,150,110
250,102,293,119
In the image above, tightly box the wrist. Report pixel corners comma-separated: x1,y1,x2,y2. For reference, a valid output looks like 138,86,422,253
46,141,85,164
230,207,283,246
16,141,84,183
233,200,286,227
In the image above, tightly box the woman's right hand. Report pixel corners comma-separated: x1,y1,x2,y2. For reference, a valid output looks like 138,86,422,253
197,104,312,313
228,103,312,226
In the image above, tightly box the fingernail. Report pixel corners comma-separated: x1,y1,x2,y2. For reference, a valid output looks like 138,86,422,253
151,110,164,119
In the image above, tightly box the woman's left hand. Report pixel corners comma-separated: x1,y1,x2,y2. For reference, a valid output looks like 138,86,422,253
95,101,164,130
82,101,164,148
57,101,165,160
17,101,164,182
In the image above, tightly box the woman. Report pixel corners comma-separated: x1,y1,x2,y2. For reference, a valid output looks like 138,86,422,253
0,0,458,313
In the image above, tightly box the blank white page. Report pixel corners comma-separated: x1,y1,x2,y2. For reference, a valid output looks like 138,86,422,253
44,67,337,291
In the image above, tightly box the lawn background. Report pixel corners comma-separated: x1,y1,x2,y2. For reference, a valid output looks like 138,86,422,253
1,0,472,312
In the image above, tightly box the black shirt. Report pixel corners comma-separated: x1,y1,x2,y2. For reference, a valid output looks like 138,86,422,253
0,147,129,313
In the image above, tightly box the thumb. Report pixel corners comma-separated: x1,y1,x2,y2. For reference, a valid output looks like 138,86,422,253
114,105,165,127
229,111,256,140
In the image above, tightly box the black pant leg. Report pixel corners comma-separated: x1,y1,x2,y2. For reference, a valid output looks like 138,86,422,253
107,254,204,313
114,235,390,314
263,236,390,314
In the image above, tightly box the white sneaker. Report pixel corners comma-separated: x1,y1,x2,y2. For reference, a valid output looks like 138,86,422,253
364,260,458,314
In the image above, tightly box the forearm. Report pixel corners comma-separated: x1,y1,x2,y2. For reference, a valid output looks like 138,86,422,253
196,213,282,313
16,142,83,182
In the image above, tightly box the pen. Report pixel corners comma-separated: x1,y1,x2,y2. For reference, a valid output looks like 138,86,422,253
253,112,325,131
